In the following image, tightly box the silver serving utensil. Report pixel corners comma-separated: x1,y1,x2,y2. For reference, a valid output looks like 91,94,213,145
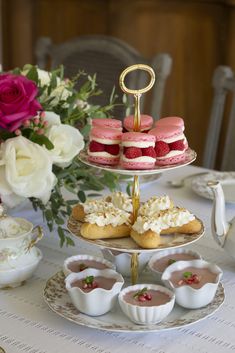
167,172,209,188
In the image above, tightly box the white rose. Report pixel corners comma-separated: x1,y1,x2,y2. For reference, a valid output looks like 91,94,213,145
44,111,61,127
36,68,52,86
0,136,57,207
46,124,84,168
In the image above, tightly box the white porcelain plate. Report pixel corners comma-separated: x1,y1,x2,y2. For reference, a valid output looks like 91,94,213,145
67,216,204,254
44,271,224,333
191,172,235,204
78,148,196,176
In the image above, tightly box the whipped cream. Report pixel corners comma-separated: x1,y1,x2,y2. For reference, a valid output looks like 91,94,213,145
109,191,133,213
122,141,155,148
85,209,130,227
121,155,155,163
157,149,185,160
91,137,121,145
132,208,195,234
139,195,173,216
88,151,120,158
160,133,186,144
82,200,113,214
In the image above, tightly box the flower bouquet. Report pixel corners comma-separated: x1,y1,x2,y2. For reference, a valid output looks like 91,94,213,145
0,65,129,246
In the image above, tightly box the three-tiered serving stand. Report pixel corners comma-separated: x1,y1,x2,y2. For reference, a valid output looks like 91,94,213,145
45,64,224,333
68,64,202,285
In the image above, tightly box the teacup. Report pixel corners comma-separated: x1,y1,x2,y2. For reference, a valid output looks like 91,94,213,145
0,215,43,264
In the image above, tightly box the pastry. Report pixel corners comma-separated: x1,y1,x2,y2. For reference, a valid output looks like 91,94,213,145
154,116,188,148
123,114,153,132
155,116,185,131
131,208,202,249
88,127,122,165
139,195,174,216
105,191,133,213
91,118,122,131
149,125,187,166
121,132,156,169
72,200,111,222
80,208,131,239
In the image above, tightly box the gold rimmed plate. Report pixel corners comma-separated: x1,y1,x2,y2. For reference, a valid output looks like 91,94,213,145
78,148,197,176
67,216,204,254
44,271,224,333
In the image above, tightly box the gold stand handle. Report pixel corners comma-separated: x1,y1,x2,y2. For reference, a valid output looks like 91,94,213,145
26,225,44,252
119,64,155,285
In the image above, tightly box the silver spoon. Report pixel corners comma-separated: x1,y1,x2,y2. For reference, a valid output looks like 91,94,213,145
167,172,209,188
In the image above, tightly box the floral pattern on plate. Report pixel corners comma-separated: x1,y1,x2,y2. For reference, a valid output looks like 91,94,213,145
44,271,225,332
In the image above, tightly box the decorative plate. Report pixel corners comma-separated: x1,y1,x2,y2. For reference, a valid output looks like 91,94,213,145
67,216,204,254
191,172,235,203
78,148,196,176
44,271,225,333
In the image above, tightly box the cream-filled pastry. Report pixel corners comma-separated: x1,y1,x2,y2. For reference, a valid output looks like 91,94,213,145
80,208,131,239
131,208,202,249
72,199,112,222
139,195,174,217
106,191,133,213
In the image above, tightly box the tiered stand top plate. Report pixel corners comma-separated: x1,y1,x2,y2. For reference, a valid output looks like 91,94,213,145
68,147,204,253
78,148,196,176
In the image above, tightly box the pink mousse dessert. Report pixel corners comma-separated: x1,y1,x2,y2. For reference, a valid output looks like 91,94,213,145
149,125,187,166
121,132,156,169
91,118,122,131
88,127,122,165
123,114,153,132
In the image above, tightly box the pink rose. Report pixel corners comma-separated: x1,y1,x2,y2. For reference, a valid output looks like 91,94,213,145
0,73,42,132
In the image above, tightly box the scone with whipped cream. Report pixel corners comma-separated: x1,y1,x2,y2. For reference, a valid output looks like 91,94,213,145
139,195,174,217
80,207,131,239
72,199,111,222
131,208,202,248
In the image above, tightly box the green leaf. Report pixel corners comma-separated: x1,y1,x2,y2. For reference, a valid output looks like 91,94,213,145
50,72,58,89
26,66,39,83
77,190,86,202
58,226,65,247
31,134,54,150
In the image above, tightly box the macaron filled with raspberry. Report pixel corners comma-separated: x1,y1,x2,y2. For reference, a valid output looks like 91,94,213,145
121,132,156,169
149,125,188,166
123,115,153,132
88,127,122,165
155,117,185,131
92,118,122,131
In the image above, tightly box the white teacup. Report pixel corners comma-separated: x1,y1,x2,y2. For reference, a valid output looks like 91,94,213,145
0,215,43,264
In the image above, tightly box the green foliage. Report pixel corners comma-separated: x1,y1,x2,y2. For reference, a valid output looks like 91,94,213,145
21,65,132,247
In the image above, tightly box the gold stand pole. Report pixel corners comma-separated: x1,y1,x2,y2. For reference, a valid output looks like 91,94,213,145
120,64,155,284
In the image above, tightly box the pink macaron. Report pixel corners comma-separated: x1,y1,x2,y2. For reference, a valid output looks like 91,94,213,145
88,127,122,165
149,125,187,166
92,118,122,131
155,117,188,149
121,132,156,169
123,115,153,132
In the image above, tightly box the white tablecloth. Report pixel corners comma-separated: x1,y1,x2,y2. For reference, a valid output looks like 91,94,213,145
1,165,235,353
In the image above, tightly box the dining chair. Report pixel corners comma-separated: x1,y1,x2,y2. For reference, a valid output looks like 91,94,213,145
35,35,172,120
202,66,235,171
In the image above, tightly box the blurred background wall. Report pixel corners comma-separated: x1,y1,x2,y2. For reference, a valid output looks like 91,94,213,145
1,0,235,166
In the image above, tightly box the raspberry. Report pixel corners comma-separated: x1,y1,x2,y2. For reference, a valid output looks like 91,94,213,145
125,147,142,159
89,140,105,152
169,139,185,151
155,141,170,157
142,146,156,158
105,144,120,155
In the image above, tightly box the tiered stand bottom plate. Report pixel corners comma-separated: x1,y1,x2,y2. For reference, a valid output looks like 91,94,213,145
44,271,224,333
